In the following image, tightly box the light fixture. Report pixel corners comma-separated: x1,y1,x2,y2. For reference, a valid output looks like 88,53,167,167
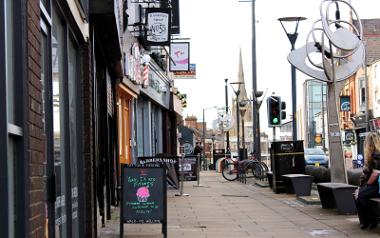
278,16,306,141
141,54,151,65
230,81,244,160
278,17,307,48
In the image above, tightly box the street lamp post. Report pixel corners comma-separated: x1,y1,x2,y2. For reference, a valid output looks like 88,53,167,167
239,102,247,160
230,82,244,160
211,134,215,168
224,78,230,155
250,0,261,161
202,106,217,170
278,16,306,141
202,109,206,170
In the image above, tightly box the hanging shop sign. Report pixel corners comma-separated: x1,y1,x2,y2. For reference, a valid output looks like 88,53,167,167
340,96,351,111
145,8,171,46
170,42,190,72
171,0,180,34
173,64,196,79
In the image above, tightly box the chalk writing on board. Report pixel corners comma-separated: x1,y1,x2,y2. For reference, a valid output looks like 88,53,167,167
123,166,165,224
124,219,161,224
127,176,156,188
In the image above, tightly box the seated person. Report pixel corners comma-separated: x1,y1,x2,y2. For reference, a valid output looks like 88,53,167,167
356,132,380,229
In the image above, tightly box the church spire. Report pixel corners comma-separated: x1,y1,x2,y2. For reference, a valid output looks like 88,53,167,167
237,48,248,100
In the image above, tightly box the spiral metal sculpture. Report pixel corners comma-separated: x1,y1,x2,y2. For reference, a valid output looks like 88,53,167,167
287,0,365,183
288,0,364,83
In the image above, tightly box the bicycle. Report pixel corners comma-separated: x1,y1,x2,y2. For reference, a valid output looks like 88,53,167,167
221,155,268,181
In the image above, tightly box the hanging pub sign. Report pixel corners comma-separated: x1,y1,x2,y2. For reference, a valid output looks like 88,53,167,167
340,96,351,111
170,42,190,72
145,8,171,46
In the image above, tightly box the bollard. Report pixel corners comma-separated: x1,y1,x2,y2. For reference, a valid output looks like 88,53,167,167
194,154,206,187
175,153,189,196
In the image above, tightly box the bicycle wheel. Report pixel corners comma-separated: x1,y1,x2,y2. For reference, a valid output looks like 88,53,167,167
222,162,238,181
259,161,269,172
248,162,265,179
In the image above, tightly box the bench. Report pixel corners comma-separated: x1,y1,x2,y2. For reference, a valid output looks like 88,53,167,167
281,174,313,196
317,182,357,214
370,198,380,215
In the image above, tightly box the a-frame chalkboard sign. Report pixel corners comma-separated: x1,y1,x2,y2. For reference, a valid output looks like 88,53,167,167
120,164,167,238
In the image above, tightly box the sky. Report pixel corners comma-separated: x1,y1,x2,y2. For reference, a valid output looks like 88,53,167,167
174,0,380,134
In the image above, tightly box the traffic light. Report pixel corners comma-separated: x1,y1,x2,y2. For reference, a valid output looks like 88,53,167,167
182,100,187,108
267,96,281,127
281,101,286,120
178,93,187,108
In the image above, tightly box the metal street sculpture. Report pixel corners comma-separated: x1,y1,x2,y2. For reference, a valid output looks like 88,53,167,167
287,0,364,183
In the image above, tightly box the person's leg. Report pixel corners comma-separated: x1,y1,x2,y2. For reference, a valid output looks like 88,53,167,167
357,197,371,227
357,184,380,228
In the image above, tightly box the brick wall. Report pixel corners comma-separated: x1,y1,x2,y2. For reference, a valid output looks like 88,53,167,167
26,0,45,237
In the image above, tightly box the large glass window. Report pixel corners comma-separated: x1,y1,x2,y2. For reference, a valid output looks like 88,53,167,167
5,0,17,237
6,0,15,124
52,8,67,237
68,37,80,238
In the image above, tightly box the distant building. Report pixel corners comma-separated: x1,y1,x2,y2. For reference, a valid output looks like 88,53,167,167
230,50,253,153
302,80,328,149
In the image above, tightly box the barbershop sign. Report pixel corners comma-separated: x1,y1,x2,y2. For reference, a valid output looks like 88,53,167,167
145,8,171,46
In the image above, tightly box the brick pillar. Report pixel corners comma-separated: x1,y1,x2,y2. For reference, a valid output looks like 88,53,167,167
26,0,46,236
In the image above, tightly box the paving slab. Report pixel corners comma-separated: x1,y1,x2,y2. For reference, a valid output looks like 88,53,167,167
99,171,380,238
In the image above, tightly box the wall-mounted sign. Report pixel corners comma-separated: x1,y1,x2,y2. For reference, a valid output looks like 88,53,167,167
340,96,351,111
170,42,190,72
131,43,141,84
173,64,196,79
344,130,355,144
145,8,171,46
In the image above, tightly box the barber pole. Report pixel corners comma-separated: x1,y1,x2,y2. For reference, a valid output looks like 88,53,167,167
142,64,149,87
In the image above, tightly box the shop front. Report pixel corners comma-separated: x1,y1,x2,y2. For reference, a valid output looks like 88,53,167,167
137,63,171,157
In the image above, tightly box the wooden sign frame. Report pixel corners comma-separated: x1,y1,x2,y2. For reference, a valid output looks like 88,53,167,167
120,164,167,238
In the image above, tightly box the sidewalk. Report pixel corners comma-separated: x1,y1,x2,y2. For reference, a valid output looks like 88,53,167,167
99,171,380,238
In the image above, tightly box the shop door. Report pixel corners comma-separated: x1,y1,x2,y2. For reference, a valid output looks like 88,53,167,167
117,88,133,164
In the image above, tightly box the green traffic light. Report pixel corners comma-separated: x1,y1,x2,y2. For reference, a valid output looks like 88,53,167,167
272,117,279,124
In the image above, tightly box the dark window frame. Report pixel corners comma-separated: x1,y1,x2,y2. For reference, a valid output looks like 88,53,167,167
40,5,55,237
0,1,9,236
1,0,28,237
41,1,85,237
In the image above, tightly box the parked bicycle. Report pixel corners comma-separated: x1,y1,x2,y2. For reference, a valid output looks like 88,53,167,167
221,154,268,181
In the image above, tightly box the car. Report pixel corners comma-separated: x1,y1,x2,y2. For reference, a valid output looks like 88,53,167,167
304,147,329,167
